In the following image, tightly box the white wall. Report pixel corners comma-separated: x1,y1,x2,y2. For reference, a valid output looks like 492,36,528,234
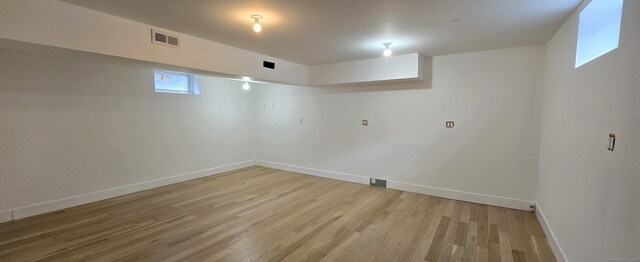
537,0,640,261
0,32,544,220
0,0,308,86
308,53,425,86
255,45,545,209
0,48,255,220
1,3,637,259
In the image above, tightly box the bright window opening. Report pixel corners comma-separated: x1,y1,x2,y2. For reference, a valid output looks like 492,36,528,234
575,0,623,68
154,70,199,95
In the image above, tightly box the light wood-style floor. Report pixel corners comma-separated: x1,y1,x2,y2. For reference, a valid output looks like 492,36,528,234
0,166,556,262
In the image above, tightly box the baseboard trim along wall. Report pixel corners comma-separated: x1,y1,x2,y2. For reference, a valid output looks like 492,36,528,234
535,204,568,262
387,180,533,211
0,160,256,222
0,210,12,224
1,160,536,223
255,160,534,211
255,160,371,185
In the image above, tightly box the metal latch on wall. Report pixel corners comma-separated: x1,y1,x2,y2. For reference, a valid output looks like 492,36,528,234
607,133,616,152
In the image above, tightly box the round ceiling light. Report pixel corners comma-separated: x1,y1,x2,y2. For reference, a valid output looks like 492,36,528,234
383,42,393,57
251,14,263,33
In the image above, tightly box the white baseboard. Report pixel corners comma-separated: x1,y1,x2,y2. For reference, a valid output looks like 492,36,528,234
535,204,567,262
2,160,536,223
0,209,12,223
255,160,533,211
387,180,533,211
255,160,370,185
4,160,256,222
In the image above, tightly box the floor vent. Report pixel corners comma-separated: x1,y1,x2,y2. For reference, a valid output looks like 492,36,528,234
370,178,387,188
151,29,180,48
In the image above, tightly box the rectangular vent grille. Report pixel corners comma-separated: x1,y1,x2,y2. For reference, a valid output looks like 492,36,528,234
263,61,275,69
370,178,387,188
151,29,180,48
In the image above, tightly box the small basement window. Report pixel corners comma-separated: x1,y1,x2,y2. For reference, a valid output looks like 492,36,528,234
575,0,623,68
154,70,199,95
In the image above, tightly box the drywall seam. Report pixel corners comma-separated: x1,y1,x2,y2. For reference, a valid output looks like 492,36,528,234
256,160,534,211
8,160,256,221
536,204,568,262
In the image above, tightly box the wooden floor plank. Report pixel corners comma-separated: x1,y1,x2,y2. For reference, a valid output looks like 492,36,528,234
0,166,556,261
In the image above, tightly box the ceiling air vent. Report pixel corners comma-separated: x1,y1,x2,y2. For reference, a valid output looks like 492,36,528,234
263,61,275,70
151,29,180,48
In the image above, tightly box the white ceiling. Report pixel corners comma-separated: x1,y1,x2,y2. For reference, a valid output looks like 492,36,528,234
60,0,582,65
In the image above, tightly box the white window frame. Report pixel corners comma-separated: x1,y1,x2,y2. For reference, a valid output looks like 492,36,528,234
153,69,199,95
575,0,624,68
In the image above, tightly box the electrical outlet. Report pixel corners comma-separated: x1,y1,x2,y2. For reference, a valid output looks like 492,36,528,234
445,120,455,128
362,120,368,126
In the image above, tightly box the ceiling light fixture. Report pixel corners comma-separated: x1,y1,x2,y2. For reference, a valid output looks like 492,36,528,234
242,82,250,90
251,14,263,33
383,42,393,57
